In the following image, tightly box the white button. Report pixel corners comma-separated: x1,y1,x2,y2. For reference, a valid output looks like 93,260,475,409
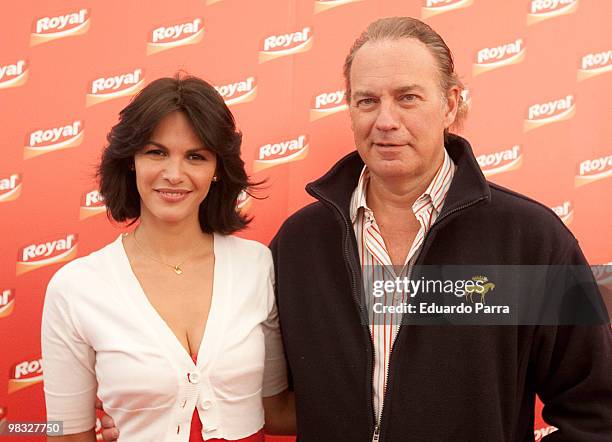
188,372,200,384
201,400,212,410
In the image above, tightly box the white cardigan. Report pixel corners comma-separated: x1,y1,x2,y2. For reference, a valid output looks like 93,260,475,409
42,234,287,441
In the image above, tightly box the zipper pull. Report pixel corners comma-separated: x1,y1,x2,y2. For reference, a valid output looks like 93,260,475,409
372,425,380,442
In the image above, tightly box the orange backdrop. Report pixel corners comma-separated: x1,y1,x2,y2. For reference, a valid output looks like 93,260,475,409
1,0,610,440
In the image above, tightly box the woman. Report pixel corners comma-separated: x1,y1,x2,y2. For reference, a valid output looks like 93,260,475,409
42,75,295,441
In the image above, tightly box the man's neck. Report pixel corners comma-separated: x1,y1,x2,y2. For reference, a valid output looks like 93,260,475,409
367,160,442,216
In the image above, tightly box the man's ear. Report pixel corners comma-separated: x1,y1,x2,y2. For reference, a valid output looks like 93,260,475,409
443,86,461,129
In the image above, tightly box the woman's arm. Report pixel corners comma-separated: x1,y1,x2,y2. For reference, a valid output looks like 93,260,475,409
263,389,296,435
42,274,98,440
261,250,295,434
47,429,96,442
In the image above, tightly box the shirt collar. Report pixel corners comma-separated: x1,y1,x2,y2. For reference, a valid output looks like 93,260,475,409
349,148,455,223
349,166,369,223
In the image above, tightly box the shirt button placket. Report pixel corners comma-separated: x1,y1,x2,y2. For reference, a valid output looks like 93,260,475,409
188,371,200,384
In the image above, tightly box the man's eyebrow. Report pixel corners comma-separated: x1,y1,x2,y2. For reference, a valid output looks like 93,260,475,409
352,90,376,99
144,141,206,153
395,84,426,94
352,84,426,99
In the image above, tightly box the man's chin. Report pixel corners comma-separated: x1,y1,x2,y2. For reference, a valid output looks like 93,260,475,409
367,163,422,181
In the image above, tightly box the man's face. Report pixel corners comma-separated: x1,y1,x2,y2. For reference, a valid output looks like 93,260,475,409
348,38,459,182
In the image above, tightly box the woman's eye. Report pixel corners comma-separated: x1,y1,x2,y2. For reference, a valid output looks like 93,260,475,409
188,153,205,161
145,149,165,156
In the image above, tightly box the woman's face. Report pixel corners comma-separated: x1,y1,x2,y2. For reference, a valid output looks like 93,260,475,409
134,111,217,227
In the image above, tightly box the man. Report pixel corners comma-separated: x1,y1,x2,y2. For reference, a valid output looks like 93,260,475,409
268,16,611,441
102,17,611,441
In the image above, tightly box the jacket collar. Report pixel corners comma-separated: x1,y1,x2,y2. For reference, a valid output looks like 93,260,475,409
305,134,491,220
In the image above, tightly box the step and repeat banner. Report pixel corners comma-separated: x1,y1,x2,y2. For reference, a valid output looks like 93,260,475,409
1,0,610,440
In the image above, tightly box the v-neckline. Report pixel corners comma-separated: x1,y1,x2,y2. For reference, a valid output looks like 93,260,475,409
114,233,228,370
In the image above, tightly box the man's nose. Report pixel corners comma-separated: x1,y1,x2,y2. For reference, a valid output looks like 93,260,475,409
374,101,401,131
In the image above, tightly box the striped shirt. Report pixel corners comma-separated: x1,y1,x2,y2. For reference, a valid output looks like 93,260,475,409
349,149,455,427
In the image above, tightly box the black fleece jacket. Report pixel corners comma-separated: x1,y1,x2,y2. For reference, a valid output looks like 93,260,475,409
270,134,612,442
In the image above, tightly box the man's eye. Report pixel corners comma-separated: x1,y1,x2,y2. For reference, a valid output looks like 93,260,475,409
400,94,417,102
357,98,376,107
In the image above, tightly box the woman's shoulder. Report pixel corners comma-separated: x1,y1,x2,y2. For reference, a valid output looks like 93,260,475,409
47,235,123,291
217,234,272,264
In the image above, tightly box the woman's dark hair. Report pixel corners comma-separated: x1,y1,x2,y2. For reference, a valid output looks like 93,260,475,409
98,74,255,234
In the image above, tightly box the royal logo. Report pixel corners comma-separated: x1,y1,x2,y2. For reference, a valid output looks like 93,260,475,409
86,68,144,107
0,174,22,203
0,289,15,318
236,190,252,214
310,90,347,121
575,154,612,187
24,120,84,159
550,201,573,225
205,0,224,4
534,425,558,441
259,27,313,63
8,357,43,393
16,233,78,275
314,0,364,14
473,38,525,76
214,76,257,106
80,190,106,220
421,0,473,19
147,18,204,55
31,8,90,46
527,0,578,25
0,60,28,90
577,50,612,81
524,94,575,131
253,135,309,172
476,145,522,177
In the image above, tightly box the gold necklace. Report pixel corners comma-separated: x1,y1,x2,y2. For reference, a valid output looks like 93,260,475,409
130,230,193,275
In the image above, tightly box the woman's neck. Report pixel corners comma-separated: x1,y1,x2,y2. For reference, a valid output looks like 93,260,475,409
133,216,212,261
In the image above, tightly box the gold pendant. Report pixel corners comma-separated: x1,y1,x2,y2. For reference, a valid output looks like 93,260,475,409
174,265,183,275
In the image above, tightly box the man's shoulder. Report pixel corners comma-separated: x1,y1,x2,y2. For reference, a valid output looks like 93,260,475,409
271,200,342,250
278,201,335,231
487,181,576,239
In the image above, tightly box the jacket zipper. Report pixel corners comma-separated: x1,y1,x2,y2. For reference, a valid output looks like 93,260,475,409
373,425,381,441
309,185,487,441
307,187,379,440
373,261,416,441
376,197,487,441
